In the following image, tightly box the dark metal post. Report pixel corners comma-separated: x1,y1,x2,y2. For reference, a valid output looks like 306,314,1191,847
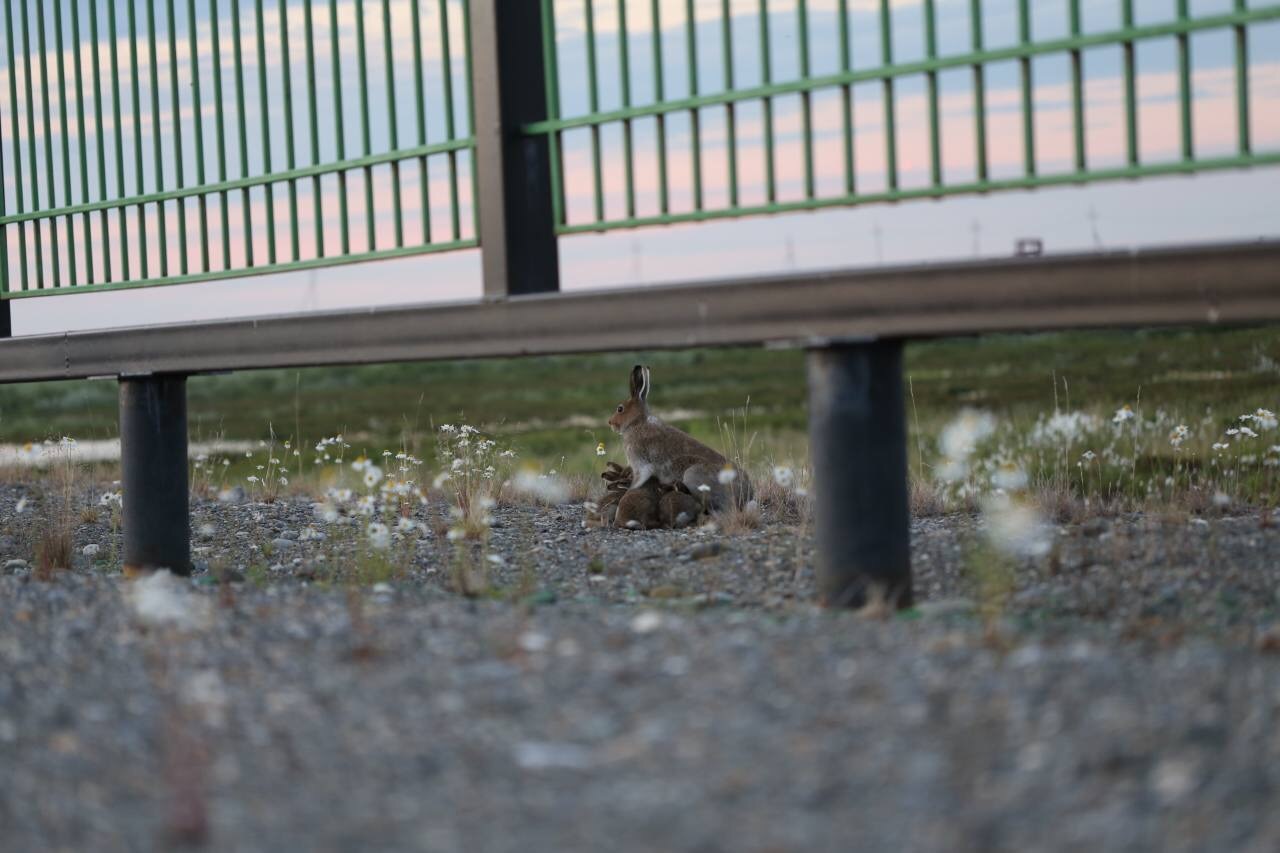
468,0,559,298
119,375,191,576
808,341,913,609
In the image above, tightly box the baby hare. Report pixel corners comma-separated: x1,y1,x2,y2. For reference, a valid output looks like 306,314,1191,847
607,365,752,512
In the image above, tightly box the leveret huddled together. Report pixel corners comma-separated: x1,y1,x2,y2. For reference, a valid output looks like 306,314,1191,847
591,365,752,530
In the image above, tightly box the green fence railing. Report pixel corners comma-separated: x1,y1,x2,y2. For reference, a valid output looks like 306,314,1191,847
530,0,1280,234
0,0,477,297
1,1,1278,299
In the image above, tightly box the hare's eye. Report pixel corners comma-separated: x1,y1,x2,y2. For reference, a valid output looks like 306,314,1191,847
616,404,624,413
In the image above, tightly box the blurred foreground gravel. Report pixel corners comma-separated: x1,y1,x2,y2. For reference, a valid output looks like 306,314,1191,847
3,485,1280,852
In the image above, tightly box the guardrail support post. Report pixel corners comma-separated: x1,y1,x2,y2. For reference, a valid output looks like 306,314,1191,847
808,341,913,609
468,0,559,298
119,375,191,576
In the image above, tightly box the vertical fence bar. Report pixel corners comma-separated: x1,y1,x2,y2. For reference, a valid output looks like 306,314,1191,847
720,0,737,208
586,0,605,222
1233,0,1249,155
148,0,168,277
127,1,149,280
685,0,703,210
3,0,25,292
1018,0,1035,176
54,1,76,286
91,1,112,281
652,0,669,213
879,0,897,191
188,0,209,272
108,0,129,279
328,0,349,255
619,0,636,218
923,0,941,189
305,0,323,256
759,0,775,202
255,0,276,263
231,0,251,267
468,0,559,296
539,0,565,226
0,5,7,314
808,341,913,610
280,0,300,260
23,0,46,287
71,0,93,285
970,0,986,184
355,0,374,250
381,0,403,247
439,0,461,240
1121,0,1136,166
168,0,189,275
1176,0,1192,162
461,0,478,238
210,0,231,270
37,0,62,287
410,0,431,243
837,0,853,197
1069,0,1085,172
797,0,813,199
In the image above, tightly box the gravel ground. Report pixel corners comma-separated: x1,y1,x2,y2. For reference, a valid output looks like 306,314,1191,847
3,483,1280,852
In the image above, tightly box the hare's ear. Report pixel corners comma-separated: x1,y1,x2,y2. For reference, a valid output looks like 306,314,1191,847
639,366,651,403
629,364,645,399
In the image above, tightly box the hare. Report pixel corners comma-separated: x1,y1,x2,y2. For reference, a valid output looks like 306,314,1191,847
614,478,663,529
608,365,752,512
659,482,702,529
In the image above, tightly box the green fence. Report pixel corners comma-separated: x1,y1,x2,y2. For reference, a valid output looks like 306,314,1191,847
1,0,1278,298
0,0,477,297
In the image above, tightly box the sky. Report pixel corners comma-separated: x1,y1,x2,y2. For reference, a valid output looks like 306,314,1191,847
1,0,1278,335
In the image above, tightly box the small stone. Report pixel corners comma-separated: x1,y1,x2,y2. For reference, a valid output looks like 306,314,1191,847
271,538,296,551
630,611,664,633
295,564,318,581
687,542,724,560
646,585,684,600
4,558,29,571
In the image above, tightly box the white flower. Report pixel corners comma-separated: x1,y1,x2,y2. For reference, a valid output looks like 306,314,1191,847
512,468,570,504
439,424,456,433
982,493,1051,558
1080,450,1097,462
366,522,391,550
246,475,260,484
718,466,738,485
82,544,100,557
499,450,517,459
1250,408,1278,430
596,442,607,457
1029,411,1098,447
941,409,997,459
432,471,452,489
351,457,369,472
991,463,1028,491
314,502,340,523
1112,405,1136,424
450,458,465,472
486,553,506,566
1169,425,1190,448
1212,442,1230,452
1239,426,1259,439
99,492,122,508
697,484,711,493
396,517,418,533
278,477,289,486
772,466,794,488
363,466,384,488
446,527,465,541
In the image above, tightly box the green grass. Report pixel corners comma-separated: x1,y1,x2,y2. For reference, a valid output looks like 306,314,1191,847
1,325,1277,483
